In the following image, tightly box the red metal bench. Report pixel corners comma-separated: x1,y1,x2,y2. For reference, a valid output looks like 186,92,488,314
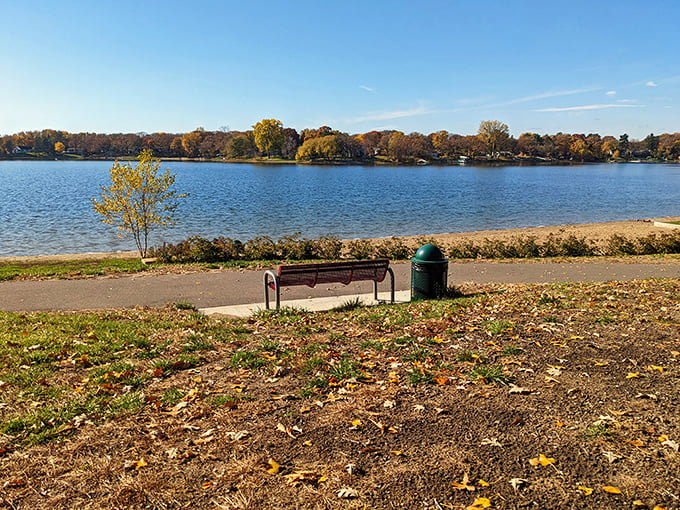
264,259,395,310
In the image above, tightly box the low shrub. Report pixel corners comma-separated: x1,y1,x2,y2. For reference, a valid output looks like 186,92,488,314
373,237,411,260
277,233,315,260
244,236,277,260
558,235,595,257
315,235,342,259
347,239,373,259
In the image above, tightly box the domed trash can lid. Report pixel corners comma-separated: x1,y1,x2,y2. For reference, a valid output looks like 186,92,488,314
411,244,448,264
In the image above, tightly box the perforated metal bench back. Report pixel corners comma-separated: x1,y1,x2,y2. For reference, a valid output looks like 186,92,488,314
277,259,389,288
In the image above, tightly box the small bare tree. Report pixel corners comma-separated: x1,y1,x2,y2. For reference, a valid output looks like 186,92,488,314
92,150,187,258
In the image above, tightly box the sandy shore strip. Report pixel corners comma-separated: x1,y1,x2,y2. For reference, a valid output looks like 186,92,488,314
2,217,680,263
368,216,680,247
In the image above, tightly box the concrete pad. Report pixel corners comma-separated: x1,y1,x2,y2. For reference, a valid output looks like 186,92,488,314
199,290,412,317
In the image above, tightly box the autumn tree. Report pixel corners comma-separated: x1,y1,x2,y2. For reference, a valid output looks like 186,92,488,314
181,128,205,158
92,150,187,258
477,120,510,155
280,128,301,159
601,138,619,158
253,119,285,157
54,141,65,153
226,134,258,159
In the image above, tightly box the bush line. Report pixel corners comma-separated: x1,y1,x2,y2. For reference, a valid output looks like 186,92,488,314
150,230,680,264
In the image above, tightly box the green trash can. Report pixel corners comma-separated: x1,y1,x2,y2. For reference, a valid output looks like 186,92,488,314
411,244,448,300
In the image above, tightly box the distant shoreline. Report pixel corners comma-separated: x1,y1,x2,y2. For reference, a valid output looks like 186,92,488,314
1,155,676,167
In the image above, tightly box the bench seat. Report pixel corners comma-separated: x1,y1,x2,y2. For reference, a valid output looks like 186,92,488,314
264,259,394,309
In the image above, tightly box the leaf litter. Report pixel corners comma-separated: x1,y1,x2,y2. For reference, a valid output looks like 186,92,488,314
0,279,679,508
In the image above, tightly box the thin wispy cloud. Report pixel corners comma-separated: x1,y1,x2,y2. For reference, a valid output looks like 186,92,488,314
646,81,658,87
349,106,430,123
537,104,644,112
359,85,375,92
501,87,600,106
606,90,616,96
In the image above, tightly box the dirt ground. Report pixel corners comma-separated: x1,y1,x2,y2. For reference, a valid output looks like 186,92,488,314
1,277,679,509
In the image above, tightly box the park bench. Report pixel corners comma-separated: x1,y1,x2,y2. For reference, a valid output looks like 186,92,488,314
264,259,395,310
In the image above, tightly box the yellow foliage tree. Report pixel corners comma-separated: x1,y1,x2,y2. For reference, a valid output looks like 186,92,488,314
54,141,65,153
92,150,187,258
477,120,510,155
253,119,285,157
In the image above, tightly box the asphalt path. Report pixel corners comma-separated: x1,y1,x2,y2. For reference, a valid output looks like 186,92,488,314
1,260,680,313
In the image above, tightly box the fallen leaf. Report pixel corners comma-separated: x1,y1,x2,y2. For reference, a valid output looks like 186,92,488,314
434,376,450,386
481,438,502,447
508,384,533,394
602,450,620,463
602,485,622,494
578,486,594,495
389,450,403,456
626,372,641,379
468,496,491,508
276,423,298,438
547,367,562,377
370,419,386,432
626,439,644,447
647,365,665,373
529,454,555,467
451,472,476,491
135,458,148,469
478,479,490,487
350,419,362,428
653,506,668,510
337,487,359,499
267,458,280,474
661,439,679,452
284,470,320,487
201,481,212,489
303,440,313,447
225,430,250,441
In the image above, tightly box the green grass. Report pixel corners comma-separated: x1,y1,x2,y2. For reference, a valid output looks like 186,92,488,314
501,345,524,355
329,354,362,380
484,319,515,335
0,308,219,445
469,366,513,385
408,369,434,385
0,258,149,281
229,350,270,370
583,423,615,438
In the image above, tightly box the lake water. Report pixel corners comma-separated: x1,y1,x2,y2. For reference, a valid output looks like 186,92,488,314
1,160,679,257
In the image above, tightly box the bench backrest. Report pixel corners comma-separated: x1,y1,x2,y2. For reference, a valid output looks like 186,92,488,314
277,259,390,288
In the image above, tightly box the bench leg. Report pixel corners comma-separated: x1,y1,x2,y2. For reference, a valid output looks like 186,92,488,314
374,268,395,304
264,271,280,310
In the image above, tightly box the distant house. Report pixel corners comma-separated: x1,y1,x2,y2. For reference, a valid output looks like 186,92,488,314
65,148,84,155
12,145,32,154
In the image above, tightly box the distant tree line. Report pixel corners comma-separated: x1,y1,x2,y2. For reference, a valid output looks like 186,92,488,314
2,121,679,163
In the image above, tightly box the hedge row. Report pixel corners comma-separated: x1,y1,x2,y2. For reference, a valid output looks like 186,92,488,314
150,231,680,263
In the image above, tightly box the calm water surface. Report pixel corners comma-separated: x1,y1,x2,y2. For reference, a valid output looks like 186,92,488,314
1,161,679,257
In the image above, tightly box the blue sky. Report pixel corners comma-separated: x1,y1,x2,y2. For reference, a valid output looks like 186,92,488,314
1,0,678,139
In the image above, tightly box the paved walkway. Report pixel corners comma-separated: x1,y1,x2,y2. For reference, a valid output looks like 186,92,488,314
1,260,680,315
